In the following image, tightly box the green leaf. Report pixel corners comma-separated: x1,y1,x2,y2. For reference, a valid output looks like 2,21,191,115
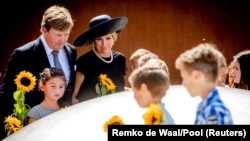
13,90,22,101
100,85,108,95
95,83,101,95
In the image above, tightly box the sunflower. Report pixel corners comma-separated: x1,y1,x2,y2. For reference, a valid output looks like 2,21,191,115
14,70,37,92
100,74,107,82
143,103,163,125
103,115,124,132
4,70,36,136
100,74,116,91
96,74,116,95
4,115,23,134
103,77,116,92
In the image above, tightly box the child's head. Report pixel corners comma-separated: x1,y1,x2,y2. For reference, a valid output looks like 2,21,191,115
141,58,169,75
39,68,66,100
128,65,170,108
175,43,219,97
137,53,159,67
129,48,152,71
225,60,234,87
216,50,227,86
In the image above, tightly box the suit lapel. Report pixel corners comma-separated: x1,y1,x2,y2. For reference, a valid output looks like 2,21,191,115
35,38,51,67
64,44,73,66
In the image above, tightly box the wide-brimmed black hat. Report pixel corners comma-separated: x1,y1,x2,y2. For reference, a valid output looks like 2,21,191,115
73,14,128,47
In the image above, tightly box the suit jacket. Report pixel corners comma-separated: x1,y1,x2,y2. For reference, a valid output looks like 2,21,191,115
0,36,77,117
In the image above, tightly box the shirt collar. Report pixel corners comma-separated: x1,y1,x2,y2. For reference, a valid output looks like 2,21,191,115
40,35,54,55
197,88,219,111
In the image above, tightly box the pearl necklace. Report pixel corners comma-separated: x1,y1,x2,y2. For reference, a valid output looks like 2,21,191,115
93,48,113,63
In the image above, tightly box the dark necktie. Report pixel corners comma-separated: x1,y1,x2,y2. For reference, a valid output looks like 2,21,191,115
52,51,63,70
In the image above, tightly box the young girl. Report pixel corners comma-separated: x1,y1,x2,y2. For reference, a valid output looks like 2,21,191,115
27,67,68,124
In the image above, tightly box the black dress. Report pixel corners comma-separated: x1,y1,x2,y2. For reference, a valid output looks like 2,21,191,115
76,49,126,101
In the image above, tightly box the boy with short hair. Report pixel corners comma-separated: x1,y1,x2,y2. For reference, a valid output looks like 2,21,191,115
175,43,233,124
128,64,175,124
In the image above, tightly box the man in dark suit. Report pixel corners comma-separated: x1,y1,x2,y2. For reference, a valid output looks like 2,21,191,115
0,5,76,139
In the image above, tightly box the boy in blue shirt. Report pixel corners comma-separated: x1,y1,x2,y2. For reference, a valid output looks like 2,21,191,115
175,43,233,124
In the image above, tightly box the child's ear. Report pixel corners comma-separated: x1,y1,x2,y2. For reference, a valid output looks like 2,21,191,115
192,70,202,80
141,83,148,91
39,82,45,91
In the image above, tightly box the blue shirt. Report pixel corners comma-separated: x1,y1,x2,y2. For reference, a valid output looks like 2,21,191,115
194,88,233,125
160,102,176,124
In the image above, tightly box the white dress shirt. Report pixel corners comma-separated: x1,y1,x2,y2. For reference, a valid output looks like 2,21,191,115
40,35,71,84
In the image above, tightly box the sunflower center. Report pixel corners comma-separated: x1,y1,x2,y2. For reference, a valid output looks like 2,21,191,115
13,123,19,128
21,77,31,86
111,122,122,125
104,79,111,85
152,116,157,124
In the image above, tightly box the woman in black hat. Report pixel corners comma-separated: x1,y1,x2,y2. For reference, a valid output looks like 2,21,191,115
72,14,128,104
